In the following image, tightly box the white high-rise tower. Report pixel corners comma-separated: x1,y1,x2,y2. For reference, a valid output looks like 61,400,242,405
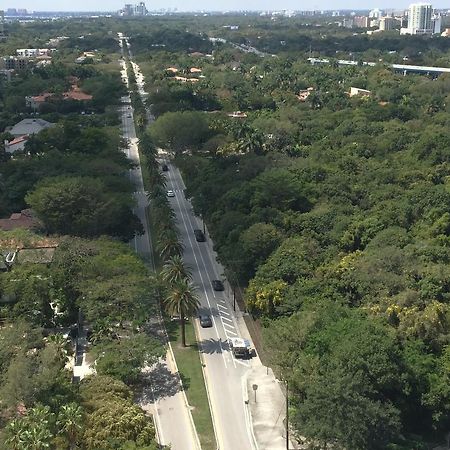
406,3,433,34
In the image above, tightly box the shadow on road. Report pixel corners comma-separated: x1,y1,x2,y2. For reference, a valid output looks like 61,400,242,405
199,337,225,355
141,361,181,402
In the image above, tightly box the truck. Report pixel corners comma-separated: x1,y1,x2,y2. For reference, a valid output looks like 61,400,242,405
228,337,255,358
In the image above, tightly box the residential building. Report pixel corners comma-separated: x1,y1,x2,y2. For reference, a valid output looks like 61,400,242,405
432,14,442,34
8,118,55,138
134,1,147,15
3,56,28,70
0,209,40,231
379,17,396,30
354,16,370,28
4,135,29,153
349,87,372,97
401,3,433,35
369,8,382,19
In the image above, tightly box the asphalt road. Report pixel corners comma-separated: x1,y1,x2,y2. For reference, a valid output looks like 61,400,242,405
164,161,256,450
118,48,199,450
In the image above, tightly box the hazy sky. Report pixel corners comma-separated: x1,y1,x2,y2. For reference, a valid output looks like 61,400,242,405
5,0,450,12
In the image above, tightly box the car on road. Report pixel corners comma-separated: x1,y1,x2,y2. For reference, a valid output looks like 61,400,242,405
211,279,224,291
161,164,169,171
167,190,175,197
194,229,205,242
127,114,132,118
199,315,213,328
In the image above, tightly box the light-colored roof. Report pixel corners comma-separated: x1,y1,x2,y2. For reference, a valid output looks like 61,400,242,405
9,118,55,137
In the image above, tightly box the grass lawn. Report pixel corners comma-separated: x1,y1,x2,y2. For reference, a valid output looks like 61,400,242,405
167,319,216,450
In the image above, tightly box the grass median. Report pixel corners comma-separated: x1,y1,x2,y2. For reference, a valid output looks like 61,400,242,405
166,319,216,450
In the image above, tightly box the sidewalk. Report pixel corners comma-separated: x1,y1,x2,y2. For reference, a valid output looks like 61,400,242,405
245,365,289,450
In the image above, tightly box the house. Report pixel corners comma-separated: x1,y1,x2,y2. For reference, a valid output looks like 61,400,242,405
227,111,248,118
62,85,93,101
25,93,53,110
8,118,55,138
4,135,29,153
349,87,372,98
190,67,202,74
0,209,40,231
165,67,179,73
297,87,314,101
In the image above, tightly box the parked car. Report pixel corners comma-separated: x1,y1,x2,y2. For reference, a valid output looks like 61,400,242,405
211,279,224,291
167,190,175,197
162,164,169,171
199,315,213,328
194,229,205,242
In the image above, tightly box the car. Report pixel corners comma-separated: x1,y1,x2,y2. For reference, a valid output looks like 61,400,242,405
127,114,132,118
199,315,213,328
211,279,224,291
167,190,175,197
194,229,205,242
161,164,169,172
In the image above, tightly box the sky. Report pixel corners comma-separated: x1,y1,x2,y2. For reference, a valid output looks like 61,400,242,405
4,0,450,12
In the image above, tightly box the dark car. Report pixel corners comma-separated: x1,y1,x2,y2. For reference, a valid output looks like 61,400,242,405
162,164,169,171
194,229,205,242
211,279,224,291
199,314,213,328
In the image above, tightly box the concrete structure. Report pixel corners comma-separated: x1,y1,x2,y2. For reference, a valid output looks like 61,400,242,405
8,118,55,138
379,16,396,30
401,3,433,35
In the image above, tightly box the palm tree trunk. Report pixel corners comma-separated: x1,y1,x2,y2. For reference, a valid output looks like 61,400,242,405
180,305,186,347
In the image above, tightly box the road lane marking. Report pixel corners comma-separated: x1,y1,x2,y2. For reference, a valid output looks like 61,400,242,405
221,316,233,323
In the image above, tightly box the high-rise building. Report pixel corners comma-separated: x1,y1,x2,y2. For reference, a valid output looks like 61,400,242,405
432,13,442,34
402,3,433,34
369,8,382,19
379,17,396,31
354,16,370,28
134,1,147,15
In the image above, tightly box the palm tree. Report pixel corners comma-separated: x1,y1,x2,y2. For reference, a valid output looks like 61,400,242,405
161,255,192,284
57,403,83,450
164,279,200,347
157,235,184,261
47,333,72,363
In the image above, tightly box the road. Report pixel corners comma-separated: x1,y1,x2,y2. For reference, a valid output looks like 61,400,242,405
118,35,200,450
164,162,257,450
120,32,288,450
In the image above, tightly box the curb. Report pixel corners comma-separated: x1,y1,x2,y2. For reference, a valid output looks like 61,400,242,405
166,342,202,450
193,320,221,450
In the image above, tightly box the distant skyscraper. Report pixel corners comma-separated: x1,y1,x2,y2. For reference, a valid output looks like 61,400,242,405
432,13,442,34
379,16,396,31
369,8,382,19
134,2,147,15
406,3,433,34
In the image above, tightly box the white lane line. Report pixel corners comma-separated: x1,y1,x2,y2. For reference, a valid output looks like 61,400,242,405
217,308,230,317
221,316,233,323
235,358,250,368
224,329,238,336
169,171,238,369
171,186,228,369
222,321,236,331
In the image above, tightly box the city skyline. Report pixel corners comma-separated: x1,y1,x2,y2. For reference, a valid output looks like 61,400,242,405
3,1,450,13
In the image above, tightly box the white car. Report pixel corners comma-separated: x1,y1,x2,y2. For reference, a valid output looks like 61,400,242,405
167,190,175,197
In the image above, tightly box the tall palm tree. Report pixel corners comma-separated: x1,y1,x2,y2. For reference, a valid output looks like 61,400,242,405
161,255,192,285
157,235,184,262
164,279,200,347
57,403,83,450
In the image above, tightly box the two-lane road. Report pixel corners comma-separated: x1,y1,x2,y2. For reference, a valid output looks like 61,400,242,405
164,161,256,450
